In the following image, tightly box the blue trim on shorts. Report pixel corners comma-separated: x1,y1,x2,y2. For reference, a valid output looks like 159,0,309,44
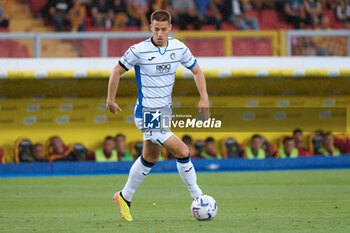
156,139,163,146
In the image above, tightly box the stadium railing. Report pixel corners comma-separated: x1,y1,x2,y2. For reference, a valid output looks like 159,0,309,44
1,30,350,58
286,30,350,56
174,30,282,56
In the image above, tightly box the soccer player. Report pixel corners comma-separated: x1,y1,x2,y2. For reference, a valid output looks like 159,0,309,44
106,9,210,222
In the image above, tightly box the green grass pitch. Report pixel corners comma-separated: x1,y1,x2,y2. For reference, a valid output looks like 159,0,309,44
1,170,350,233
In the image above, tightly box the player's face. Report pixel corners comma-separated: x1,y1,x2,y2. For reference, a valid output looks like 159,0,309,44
151,20,172,47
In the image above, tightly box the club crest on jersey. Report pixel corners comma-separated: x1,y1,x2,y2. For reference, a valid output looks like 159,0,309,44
170,52,176,60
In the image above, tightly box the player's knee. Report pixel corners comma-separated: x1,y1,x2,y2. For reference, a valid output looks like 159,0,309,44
142,153,159,164
176,147,190,159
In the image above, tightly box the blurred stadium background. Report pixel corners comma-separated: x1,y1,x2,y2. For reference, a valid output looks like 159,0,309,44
1,0,350,165
1,1,350,232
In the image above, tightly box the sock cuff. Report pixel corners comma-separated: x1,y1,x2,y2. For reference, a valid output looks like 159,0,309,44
176,155,190,163
120,191,131,207
140,155,155,168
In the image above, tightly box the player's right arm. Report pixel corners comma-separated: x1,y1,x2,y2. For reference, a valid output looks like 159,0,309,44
107,44,140,115
106,63,127,115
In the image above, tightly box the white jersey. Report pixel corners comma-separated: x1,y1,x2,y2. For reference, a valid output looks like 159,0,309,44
119,37,196,118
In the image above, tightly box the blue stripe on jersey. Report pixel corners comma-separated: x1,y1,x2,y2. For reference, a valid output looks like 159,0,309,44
167,48,184,52
139,48,183,54
187,59,197,69
141,72,176,77
182,48,188,55
139,60,181,65
142,82,174,88
183,56,193,65
139,50,158,54
130,47,140,59
143,94,172,99
135,65,143,118
122,57,133,67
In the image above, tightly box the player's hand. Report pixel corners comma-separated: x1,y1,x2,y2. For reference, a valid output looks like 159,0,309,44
198,98,210,120
106,100,122,116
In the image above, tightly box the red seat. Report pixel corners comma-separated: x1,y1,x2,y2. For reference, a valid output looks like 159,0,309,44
0,28,10,33
277,22,294,30
0,44,9,57
185,38,224,56
86,26,101,32
201,25,216,31
254,38,271,56
232,38,254,56
85,17,92,27
245,10,259,20
7,41,29,57
29,0,48,14
17,45,30,58
108,38,141,57
80,39,100,57
222,22,237,30
260,10,279,30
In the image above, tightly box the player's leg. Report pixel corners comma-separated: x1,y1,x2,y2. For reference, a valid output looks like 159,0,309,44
115,140,162,221
163,135,203,199
121,140,162,202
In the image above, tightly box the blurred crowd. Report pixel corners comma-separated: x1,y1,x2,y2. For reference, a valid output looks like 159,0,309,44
30,0,350,32
1,129,349,164
0,1,9,28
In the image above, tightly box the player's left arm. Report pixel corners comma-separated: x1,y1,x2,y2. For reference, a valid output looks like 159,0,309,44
191,63,210,120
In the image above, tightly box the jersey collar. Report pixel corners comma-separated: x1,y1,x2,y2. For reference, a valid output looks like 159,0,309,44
151,37,168,55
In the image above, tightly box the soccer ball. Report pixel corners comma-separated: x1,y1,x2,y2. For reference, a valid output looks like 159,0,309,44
191,195,217,221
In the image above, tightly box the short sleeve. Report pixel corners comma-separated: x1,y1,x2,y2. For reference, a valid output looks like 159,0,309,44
181,46,197,70
119,45,140,71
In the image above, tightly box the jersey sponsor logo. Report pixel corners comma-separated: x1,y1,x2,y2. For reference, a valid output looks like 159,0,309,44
148,56,155,61
170,52,176,60
156,64,171,74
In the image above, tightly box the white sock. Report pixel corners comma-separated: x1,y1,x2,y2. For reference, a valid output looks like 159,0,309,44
176,157,203,199
121,155,153,202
